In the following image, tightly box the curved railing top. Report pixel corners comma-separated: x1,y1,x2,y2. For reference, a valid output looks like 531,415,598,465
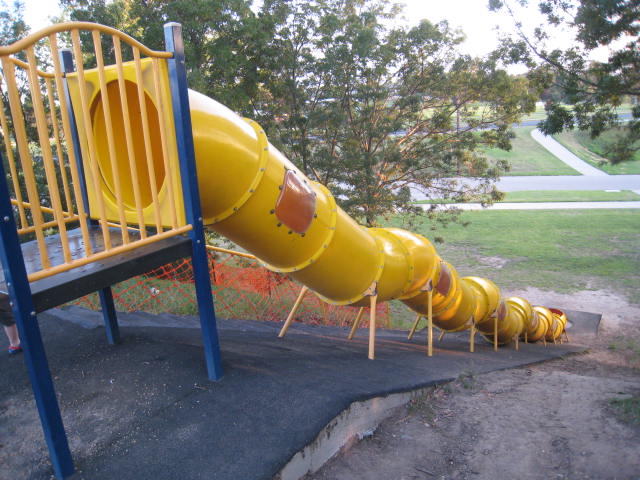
0,21,173,58
0,20,185,282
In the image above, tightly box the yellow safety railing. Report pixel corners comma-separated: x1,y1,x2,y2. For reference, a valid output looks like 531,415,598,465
0,22,189,282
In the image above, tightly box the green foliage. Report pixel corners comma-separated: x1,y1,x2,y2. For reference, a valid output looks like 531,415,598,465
255,0,537,225
0,0,28,47
490,0,640,164
59,0,260,113
554,129,640,174
57,0,539,226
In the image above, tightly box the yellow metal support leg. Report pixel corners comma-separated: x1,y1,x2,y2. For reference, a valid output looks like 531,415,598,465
321,301,327,325
368,294,378,360
494,314,498,352
278,285,309,338
348,307,366,340
408,313,422,340
563,329,570,343
427,289,433,357
514,334,519,351
438,330,446,342
469,320,476,353
385,304,391,329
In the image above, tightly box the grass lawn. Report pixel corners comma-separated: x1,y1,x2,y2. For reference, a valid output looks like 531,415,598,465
413,190,640,204
484,126,580,176
387,209,640,324
610,396,640,425
518,102,634,123
553,129,640,175
502,190,640,202
519,102,548,122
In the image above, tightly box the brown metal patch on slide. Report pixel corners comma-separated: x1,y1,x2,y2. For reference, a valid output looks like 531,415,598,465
498,300,507,321
436,261,452,296
275,170,317,234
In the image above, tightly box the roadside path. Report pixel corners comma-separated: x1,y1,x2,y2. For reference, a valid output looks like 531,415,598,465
530,128,608,176
417,201,640,211
411,126,640,202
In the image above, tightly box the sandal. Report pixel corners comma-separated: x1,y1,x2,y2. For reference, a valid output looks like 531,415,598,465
8,345,23,355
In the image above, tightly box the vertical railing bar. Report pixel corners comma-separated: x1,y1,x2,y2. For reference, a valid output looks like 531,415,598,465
44,77,74,217
132,47,162,233
92,31,129,244
0,56,50,268
26,46,72,264
0,77,28,229
151,57,178,229
113,36,146,238
71,29,112,249
49,35,93,256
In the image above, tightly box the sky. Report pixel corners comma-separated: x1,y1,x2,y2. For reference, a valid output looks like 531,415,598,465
399,1,562,56
22,0,570,58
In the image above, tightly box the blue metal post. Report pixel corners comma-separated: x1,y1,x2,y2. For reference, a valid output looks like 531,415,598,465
59,49,90,214
163,22,223,381
99,287,120,344
60,49,120,344
0,160,74,479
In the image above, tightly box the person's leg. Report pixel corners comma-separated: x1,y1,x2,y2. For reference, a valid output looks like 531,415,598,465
4,324,22,354
4,323,20,346
1,295,21,354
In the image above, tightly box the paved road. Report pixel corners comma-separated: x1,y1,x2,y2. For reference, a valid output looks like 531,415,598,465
412,129,640,201
495,175,640,192
411,175,640,200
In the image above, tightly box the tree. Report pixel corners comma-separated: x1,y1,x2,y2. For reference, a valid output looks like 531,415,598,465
489,0,640,163
0,1,55,209
59,0,264,114
254,0,538,225
0,0,29,47
0,2,39,150
60,0,539,227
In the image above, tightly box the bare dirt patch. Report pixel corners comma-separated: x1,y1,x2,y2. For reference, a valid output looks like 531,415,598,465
476,255,510,270
304,290,640,480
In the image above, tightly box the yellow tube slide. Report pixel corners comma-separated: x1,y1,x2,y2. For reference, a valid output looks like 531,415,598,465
190,92,557,343
80,72,562,346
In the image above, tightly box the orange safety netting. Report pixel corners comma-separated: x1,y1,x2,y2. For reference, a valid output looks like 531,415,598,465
71,247,390,328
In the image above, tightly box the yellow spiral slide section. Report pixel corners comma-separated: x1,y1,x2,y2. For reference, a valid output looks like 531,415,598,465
191,92,567,344
74,68,567,348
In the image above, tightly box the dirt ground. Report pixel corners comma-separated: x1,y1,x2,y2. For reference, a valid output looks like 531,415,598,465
304,288,640,480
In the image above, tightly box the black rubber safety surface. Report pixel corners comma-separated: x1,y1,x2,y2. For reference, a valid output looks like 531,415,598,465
0,307,596,480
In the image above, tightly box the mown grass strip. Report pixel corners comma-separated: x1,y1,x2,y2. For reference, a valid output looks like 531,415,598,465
502,190,640,202
484,126,580,176
554,129,640,175
388,209,640,308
